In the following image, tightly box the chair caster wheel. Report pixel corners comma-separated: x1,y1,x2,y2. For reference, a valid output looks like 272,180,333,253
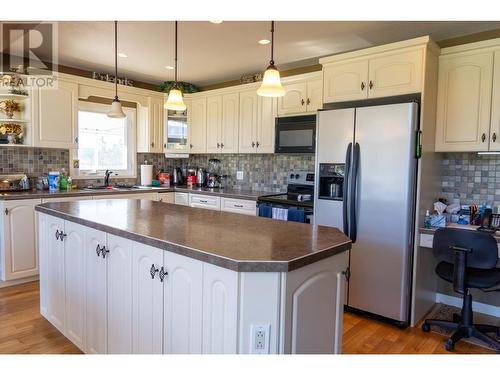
444,339,455,352
421,323,430,332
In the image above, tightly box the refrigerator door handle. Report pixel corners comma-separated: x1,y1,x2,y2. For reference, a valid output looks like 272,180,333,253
350,142,360,243
343,142,352,236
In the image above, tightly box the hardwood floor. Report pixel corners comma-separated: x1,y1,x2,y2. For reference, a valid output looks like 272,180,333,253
0,281,495,354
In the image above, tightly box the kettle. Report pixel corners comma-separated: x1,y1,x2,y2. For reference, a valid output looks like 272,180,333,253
196,167,206,187
172,167,183,185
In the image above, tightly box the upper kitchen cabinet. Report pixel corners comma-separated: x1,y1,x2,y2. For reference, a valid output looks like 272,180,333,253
239,89,276,153
188,97,207,154
320,36,433,104
277,73,322,115
137,96,164,153
434,39,500,152
31,79,78,149
206,93,239,154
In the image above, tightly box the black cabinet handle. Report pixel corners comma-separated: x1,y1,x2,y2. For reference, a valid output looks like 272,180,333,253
217,142,220,148
493,133,497,143
220,143,224,148
96,244,102,257
256,141,260,148
301,99,305,106
190,144,193,149
101,246,110,259
55,230,61,240
361,82,365,91
251,142,255,148
59,232,67,242
369,80,374,89
306,98,311,105
482,133,486,143
159,266,168,282
234,204,244,208
150,264,159,279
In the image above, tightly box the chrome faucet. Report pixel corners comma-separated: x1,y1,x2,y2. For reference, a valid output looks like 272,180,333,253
104,170,113,187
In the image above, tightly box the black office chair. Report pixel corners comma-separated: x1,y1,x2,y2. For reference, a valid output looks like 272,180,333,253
421,227,500,353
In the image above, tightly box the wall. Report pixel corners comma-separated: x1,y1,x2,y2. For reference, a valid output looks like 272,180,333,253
1,147,315,192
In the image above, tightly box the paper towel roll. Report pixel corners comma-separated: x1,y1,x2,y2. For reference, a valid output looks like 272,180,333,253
140,164,153,186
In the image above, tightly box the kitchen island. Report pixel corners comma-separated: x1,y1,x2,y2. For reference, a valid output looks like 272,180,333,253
35,199,350,354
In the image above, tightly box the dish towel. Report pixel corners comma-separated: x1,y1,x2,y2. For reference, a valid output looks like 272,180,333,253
272,207,288,221
258,204,273,218
287,208,306,223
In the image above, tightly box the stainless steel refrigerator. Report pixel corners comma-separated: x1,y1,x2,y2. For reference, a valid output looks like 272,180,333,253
314,102,418,325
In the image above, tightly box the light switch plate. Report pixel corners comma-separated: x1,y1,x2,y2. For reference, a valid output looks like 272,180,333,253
236,171,244,180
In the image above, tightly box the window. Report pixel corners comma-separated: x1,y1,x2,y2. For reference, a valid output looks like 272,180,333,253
73,101,136,179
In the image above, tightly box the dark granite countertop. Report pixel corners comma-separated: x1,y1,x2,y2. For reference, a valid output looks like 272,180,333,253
0,185,278,202
35,200,350,272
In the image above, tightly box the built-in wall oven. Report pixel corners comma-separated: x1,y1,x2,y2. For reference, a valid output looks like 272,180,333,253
275,115,316,153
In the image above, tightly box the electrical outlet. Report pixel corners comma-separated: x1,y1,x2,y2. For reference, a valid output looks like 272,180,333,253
250,324,270,354
236,171,244,180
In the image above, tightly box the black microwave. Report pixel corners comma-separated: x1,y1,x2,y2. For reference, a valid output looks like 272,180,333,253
275,115,316,153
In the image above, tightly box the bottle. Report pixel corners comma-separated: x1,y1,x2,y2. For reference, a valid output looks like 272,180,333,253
424,210,431,229
59,168,68,190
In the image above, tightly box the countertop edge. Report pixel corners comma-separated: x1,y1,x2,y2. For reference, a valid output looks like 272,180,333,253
35,205,350,272
418,226,500,243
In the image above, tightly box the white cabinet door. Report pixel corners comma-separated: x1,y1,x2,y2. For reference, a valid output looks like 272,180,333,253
256,95,276,153
322,60,369,103
1,199,40,281
106,234,133,354
189,98,207,153
368,49,424,98
84,227,107,354
45,214,66,332
221,93,239,153
174,192,189,206
306,78,323,112
220,197,256,216
137,96,164,153
132,242,164,354
239,90,258,153
202,263,238,354
163,251,203,354
189,194,221,211
278,81,307,115
206,96,222,153
38,213,49,317
157,192,175,203
487,50,500,151
435,51,493,152
33,79,78,149
64,220,86,351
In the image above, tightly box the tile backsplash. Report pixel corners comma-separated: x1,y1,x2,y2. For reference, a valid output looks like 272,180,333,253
1,147,315,192
440,152,500,209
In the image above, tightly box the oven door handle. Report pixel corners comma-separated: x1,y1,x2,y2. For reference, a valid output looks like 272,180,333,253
343,142,352,237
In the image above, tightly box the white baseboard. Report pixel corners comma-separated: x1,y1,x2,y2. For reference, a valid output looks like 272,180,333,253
436,292,500,318
0,276,39,289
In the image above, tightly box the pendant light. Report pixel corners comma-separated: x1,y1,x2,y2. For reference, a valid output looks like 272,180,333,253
257,21,285,97
164,21,186,111
108,20,126,118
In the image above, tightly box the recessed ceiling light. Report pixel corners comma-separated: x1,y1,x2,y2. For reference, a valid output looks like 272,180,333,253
258,39,271,45
117,52,127,58
165,65,174,70
210,20,223,24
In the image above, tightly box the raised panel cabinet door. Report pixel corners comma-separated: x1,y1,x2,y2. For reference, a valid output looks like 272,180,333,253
368,48,424,98
238,90,258,153
45,214,66,332
221,93,239,153
84,227,107,354
2,199,40,281
106,234,133,354
34,79,78,149
306,78,323,112
277,81,307,115
489,50,500,151
256,96,277,153
435,51,493,152
202,263,238,354
189,97,207,153
322,60,369,103
149,96,164,153
132,242,164,354
206,96,223,153
163,251,203,354
38,213,49,317
64,220,86,351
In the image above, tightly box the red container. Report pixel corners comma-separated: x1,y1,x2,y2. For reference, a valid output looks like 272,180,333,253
186,175,197,188
158,172,170,186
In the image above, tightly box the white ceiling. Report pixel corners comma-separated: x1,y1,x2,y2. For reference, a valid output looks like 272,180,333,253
21,21,500,87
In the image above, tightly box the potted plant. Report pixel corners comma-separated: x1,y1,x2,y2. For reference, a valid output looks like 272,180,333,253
0,99,22,119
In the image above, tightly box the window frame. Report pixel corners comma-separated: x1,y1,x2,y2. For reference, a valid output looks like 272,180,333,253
71,101,137,180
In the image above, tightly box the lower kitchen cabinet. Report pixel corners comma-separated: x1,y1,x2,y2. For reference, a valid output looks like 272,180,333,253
157,192,175,203
189,194,221,211
220,197,256,216
0,199,41,281
174,192,189,206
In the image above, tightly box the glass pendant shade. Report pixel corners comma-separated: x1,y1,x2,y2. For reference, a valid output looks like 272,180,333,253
257,65,285,97
164,88,186,111
108,98,126,118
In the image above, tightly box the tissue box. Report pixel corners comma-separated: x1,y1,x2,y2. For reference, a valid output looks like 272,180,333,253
431,214,446,228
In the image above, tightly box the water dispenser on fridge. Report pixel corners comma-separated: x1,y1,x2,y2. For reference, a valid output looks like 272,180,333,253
318,163,345,200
